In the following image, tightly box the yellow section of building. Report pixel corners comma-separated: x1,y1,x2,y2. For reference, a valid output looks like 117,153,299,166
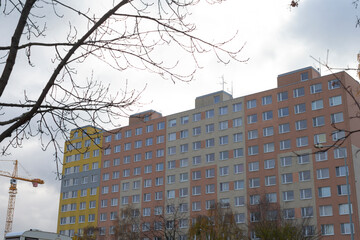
57,126,103,236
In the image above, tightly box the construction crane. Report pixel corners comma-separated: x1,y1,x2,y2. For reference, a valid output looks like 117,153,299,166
0,160,44,236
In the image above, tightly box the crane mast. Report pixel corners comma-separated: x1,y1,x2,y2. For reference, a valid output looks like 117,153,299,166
0,160,44,237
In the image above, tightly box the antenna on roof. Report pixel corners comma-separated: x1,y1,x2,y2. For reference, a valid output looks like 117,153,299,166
218,75,227,91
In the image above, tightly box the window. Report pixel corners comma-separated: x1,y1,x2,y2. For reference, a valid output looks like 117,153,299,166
279,123,290,134
146,124,153,133
206,138,215,148
301,72,309,81
233,132,243,142
299,170,311,182
262,95,272,105
318,186,331,198
296,136,308,147
283,208,295,219
234,148,244,158
233,102,242,112
329,95,342,106
264,142,274,153
206,168,215,178
144,193,151,201
247,114,257,124
156,135,164,144
316,168,329,180
133,167,141,175
234,196,245,206
124,143,131,151
298,154,310,164
154,191,163,200
179,187,188,197
123,156,130,164
125,130,131,138
341,223,354,235
205,153,215,163
180,158,188,168
167,175,175,184
281,173,293,184
313,116,325,127
180,143,188,153
181,115,189,125
88,214,95,222
331,112,344,123
193,112,201,122
247,99,256,109
179,203,188,212
180,130,188,139
277,91,288,102
205,109,214,119
154,206,163,215
93,149,100,157
339,203,353,215
301,207,313,218
135,127,142,136
250,195,260,205
219,120,228,130
264,159,275,169
294,103,306,114
180,172,188,182
234,180,244,190
192,171,201,180
293,87,305,98
105,135,112,143
103,173,110,181
155,177,163,186
328,79,340,89
334,147,347,159
89,200,96,209
319,205,333,217
321,224,334,236
145,138,153,146
156,149,164,157
219,166,229,176
219,136,228,145
90,188,97,196
278,107,289,118
192,186,201,195
214,95,220,103
311,99,323,110
206,124,214,133
266,193,277,203
248,129,258,140
193,126,201,136
300,188,312,199
336,166,348,177
192,201,201,211
262,111,273,121
337,184,350,195
263,126,274,137
315,151,328,161
280,139,291,150
249,178,260,188
169,119,176,127
193,155,201,165
220,182,230,192
134,153,142,162
313,134,327,147
310,83,322,93
233,117,242,127
248,145,259,155
104,148,111,155
219,106,228,115
282,190,294,201
168,160,175,169
265,175,276,186
250,212,260,222
144,179,152,188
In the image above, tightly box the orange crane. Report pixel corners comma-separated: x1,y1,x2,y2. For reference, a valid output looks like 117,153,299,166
0,160,44,236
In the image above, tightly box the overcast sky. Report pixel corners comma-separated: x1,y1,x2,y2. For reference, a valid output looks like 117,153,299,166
0,0,359,235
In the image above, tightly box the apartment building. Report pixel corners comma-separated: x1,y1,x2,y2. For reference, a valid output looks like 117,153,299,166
57,66,360,239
